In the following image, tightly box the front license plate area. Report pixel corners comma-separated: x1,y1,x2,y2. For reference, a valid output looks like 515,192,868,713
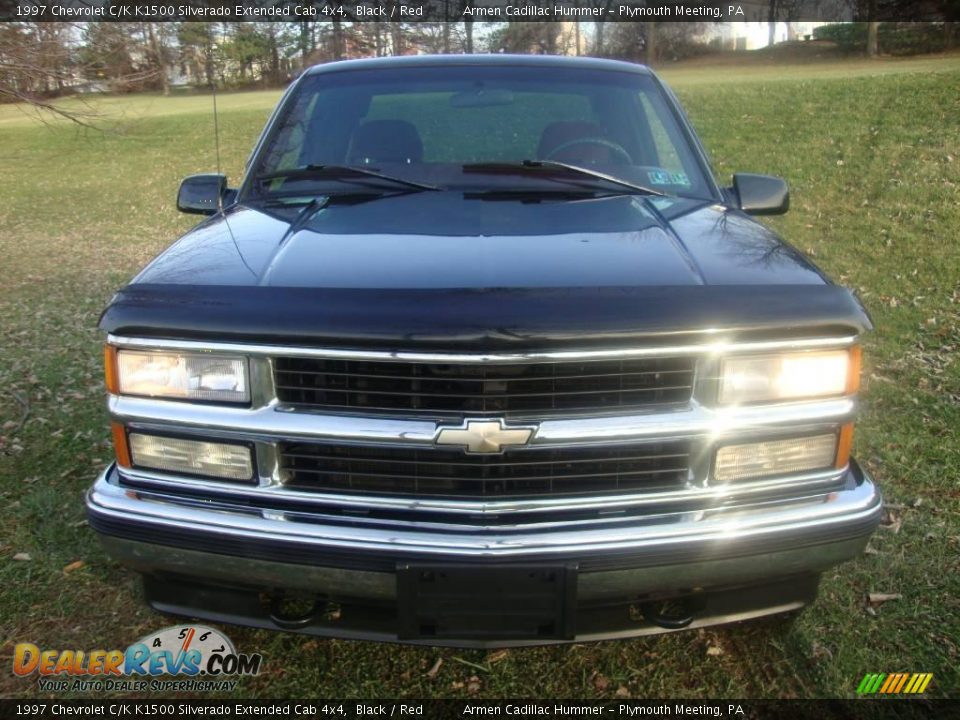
397,564,577,641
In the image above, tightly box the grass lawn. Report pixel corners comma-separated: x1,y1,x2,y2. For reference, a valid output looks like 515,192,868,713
1,54,958,700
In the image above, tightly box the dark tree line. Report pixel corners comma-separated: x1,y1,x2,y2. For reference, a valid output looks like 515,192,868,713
0,19,482,109
2,13,956,125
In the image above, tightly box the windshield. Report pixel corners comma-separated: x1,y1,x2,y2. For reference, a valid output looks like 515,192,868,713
246,64,714,201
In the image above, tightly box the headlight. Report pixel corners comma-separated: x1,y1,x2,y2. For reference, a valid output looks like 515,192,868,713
108,348,249,403
718,348,859,405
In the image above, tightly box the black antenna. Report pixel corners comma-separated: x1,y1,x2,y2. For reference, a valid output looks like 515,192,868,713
212,36,223,213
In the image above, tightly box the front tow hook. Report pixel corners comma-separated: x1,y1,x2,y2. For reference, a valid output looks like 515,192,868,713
268,592,322,630
638,600,697,630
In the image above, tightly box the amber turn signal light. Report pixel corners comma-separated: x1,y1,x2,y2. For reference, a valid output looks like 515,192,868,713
104,345,119,395
110,422,131,468
835,423,854,470
846,345,862,395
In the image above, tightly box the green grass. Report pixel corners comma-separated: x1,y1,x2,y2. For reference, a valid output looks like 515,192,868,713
1,56,959,700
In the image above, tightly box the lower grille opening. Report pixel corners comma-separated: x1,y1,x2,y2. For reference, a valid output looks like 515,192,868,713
279,441,691,500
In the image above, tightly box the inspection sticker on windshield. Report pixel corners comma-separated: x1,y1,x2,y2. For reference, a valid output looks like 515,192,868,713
648,170,690,186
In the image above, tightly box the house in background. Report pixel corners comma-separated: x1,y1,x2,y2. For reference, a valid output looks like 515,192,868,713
702,0,849,51
707,21,834,51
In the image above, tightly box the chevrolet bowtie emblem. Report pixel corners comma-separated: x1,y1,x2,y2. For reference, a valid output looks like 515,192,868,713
434,419,536,454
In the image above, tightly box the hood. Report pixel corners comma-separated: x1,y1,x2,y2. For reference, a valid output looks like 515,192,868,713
103,192,871,348
130,192,827,289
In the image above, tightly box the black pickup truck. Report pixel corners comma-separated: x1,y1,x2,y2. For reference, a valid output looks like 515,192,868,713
87,55,881,646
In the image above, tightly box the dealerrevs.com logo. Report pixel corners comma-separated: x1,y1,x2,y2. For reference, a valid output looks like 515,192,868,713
13,625,263,693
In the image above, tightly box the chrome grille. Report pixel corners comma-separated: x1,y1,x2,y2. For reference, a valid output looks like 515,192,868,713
274,356,695,417
279,441,691,499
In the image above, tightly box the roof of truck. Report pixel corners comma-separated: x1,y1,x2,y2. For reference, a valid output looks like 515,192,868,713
304,54,652,76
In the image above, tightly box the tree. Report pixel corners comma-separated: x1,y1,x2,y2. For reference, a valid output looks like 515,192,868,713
0,21,159,126
295,18,318,68
866,21,880,54
177,22,217,87
768,0,779,46
331,18,346,60
591,1,619,55
604,22,709,63
487,23,561,54
866,0,879,55
78,23,136,88
223,23,268,81
258,23,285,85
405,23,467,54
142,24,170,95
461,1,475,52
0,23,75,106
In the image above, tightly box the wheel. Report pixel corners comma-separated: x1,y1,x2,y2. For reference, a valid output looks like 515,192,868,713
545,137,634,165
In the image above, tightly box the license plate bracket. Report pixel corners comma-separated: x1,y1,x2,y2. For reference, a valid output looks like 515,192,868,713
397,564,578,641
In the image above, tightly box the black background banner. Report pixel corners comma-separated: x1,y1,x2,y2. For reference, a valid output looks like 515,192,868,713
1,0,955,23
0,699,957,719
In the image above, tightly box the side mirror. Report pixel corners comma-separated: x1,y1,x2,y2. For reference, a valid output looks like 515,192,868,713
732,173,789,215
177,174,230,215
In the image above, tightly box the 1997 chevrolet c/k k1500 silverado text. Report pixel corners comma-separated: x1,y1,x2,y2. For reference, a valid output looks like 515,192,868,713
87,55,881,646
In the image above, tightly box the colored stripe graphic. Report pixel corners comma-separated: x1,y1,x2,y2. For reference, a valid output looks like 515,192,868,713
879,674,897,693
858,672,932,695
893,673,909,693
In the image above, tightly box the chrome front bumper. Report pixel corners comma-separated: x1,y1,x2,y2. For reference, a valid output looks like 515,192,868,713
87,461,881,644
91,334,880,644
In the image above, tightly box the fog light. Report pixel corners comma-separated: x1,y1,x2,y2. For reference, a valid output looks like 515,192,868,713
128,433,254,481
713,433,837,483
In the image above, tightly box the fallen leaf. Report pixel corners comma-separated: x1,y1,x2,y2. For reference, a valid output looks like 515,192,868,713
592,672,610,691
13,553,31,561
811,641,833,661
486,649,508,664
615,686,630,698
880,508,902,533
706,646,724,656
63,560,85,573
452,656,491,674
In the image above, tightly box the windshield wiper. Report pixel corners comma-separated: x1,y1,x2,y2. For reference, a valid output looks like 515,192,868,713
254,164,440,192
462,160,664,197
